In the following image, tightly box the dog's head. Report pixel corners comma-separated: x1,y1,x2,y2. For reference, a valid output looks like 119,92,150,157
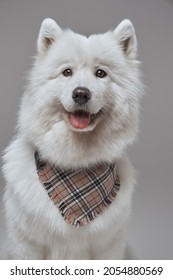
19,18,143,168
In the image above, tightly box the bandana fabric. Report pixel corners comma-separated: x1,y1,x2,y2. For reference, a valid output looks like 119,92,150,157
35,151,120,227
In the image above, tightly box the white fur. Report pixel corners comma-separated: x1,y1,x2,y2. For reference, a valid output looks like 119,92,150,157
2,18,143,259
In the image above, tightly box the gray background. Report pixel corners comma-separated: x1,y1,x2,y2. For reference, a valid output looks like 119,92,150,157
0,0,173,259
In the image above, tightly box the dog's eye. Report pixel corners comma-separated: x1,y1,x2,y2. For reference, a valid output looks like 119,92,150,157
95,69,107,78
62,68,73,77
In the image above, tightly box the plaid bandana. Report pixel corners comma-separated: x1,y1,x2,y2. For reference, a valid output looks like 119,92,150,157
35,151,120,227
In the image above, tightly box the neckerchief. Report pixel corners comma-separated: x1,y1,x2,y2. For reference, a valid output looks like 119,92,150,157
35,151,120,227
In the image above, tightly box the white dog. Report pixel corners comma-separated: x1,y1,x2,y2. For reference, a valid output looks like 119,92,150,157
2,18,143,259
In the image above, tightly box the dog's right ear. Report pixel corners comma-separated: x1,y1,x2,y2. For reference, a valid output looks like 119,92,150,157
37,18,62,55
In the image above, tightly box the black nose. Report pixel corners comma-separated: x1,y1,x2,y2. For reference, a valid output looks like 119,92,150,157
72,87,91,105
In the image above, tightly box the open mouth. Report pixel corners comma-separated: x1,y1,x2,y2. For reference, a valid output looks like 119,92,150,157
68,110,102,130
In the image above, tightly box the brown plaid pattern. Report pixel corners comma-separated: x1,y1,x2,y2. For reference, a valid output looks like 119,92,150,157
35,151,120,227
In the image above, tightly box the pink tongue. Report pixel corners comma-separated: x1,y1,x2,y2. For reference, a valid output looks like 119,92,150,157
69,111,90,129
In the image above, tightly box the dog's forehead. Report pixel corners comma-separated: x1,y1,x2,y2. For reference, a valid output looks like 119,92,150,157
50,31,120,66
87,33,121,63
73,31,118,53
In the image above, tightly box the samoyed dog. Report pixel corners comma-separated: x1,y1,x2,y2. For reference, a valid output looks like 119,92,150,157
2,18,143,259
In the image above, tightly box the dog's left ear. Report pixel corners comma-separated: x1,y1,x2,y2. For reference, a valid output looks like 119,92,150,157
114,19,137,59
